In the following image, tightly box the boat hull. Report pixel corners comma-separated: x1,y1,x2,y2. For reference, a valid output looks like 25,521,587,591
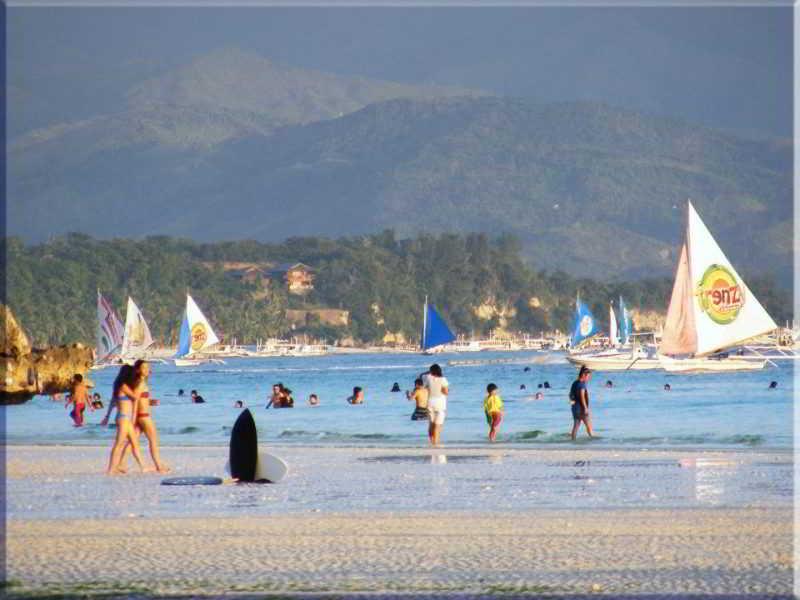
174,357,226,367
566,354,661,371
658,356,767,372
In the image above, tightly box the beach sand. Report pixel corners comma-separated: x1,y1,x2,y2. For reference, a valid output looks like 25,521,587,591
5,445,794,597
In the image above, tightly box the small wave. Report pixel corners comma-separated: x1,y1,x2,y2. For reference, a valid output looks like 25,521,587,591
512,429,547,440
178,426,200,434
722,434,764,446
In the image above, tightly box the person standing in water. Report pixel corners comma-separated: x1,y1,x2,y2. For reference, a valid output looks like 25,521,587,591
121,360,170,473
65,373,93,426
423,364,449,447
106,365,148,475
569,366,594,440
407,378,429,420
483,383,504,442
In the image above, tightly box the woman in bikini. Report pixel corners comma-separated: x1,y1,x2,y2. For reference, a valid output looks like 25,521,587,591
106,364,148,475
121,360,169,473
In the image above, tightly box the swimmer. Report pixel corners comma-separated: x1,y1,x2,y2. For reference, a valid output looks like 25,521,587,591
308,394,320,406
347,387,364,404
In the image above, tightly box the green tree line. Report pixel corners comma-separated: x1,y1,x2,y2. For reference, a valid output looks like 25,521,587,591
5,231,791,347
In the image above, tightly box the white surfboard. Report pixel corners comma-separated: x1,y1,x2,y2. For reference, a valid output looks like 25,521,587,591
255,452,289,483
224,451,289,483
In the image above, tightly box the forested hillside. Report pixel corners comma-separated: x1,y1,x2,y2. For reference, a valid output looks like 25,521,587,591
11,95,791,282
7,232,790,347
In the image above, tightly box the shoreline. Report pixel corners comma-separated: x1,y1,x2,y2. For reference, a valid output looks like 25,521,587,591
6,444,793,597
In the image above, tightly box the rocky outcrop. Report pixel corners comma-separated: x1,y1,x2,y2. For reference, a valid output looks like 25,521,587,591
1,305,95,405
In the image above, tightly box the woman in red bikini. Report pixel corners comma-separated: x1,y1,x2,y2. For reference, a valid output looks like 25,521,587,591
121,360,170,473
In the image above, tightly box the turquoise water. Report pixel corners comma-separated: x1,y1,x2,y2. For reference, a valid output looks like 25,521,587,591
4,351,794,448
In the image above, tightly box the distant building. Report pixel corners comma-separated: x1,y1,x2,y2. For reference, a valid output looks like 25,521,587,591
201,262,269,284
269,262,314,295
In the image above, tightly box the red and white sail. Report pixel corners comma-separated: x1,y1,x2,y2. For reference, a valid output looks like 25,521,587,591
96,292,124,361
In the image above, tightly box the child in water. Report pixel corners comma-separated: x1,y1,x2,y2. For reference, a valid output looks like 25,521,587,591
65,374,92,426
483,383,504,442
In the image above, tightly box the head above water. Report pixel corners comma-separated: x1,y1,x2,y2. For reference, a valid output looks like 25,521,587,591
429,363,443,377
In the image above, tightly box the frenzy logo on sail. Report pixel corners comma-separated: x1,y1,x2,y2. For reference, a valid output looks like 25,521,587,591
579,315,594,336
697,264,744,325
191,323,208,351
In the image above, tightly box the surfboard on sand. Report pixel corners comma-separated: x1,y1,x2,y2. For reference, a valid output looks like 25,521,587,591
228,409,289,483
230,409,259,482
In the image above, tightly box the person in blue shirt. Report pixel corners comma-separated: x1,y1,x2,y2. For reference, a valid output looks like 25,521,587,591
569,366,594,440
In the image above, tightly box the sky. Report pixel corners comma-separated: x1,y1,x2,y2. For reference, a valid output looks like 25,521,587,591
8,5,793,139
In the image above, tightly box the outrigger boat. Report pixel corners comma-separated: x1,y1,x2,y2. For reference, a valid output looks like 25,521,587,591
568,202,777,373
420,296,456,354
174,295,226,367
655,201,777,372
92,292,125,370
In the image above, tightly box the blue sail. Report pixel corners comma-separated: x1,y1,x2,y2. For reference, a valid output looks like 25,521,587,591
571,300,599,347
422,303,456,351
619,296,632,345
175,311,191,357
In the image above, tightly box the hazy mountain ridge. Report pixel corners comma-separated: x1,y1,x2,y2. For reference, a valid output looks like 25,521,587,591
9,77,792,282
12,48,487,152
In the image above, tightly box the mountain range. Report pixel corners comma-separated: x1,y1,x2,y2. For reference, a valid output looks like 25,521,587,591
8,49,792,283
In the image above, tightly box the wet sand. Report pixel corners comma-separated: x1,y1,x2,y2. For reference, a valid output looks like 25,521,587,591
5,445,794,597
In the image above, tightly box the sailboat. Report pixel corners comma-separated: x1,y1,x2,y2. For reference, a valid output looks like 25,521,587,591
657,201,777,372
93,291,125,369
174,294,225,367
608,302,619,348
618,296,632,346
567,296,663,371
420,297,456,354
120,297,155,361
567,298,599,351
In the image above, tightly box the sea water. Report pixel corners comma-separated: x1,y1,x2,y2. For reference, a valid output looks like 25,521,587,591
4,350,794,449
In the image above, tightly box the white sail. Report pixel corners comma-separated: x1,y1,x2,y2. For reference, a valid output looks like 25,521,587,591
608,304,618,347
177,294,220,357
686,202,777,356
121,297,154,358
96,292,124,361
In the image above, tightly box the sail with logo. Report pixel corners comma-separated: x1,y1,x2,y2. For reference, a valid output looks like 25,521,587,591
421,296,456,353
658,201,777,371
96,292,124,365
618,296,632,346
570,299,599,349
175,294,222,366
120,297,154,360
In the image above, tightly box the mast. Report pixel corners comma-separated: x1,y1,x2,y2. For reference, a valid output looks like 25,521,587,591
422,295,428,349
